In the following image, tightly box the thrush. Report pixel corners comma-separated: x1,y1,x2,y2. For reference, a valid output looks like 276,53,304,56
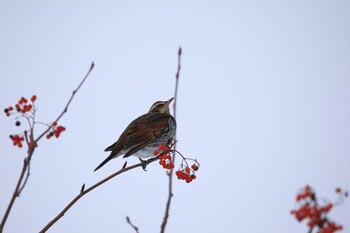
94,98,176,171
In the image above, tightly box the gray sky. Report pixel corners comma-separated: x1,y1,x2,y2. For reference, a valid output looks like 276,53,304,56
1,1,349,232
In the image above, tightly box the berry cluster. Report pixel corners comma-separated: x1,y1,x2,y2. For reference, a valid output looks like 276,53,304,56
46,122,66,139
4,106,13,117
5,95,67,148
175,162,199,183
153,143,200,183
9,135,25,148
154,144,174,169
291,185,347,233
4,96,36,117
4,95,37,129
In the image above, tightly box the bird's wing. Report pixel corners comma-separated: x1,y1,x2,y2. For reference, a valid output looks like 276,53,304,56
122,113,170,158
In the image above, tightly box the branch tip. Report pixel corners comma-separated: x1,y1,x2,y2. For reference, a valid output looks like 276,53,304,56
126,215,139,233
122,161,127,169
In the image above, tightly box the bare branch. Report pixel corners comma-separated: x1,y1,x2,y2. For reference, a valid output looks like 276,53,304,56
126,216,140,233
35,62,94,143
160,46,182,233
0,153,31,233
39,156,159,233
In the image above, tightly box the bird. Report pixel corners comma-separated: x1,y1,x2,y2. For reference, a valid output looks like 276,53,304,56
94,98,176,171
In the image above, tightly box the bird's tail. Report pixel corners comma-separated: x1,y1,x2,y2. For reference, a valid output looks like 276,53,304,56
94,152,116,172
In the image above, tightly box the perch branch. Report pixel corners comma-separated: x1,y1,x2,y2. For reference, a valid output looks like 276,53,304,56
39,156,160,233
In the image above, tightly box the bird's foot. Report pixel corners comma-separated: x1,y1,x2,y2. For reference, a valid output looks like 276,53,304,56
139,158,148,171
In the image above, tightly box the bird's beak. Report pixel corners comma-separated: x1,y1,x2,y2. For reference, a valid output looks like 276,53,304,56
166,97,174,105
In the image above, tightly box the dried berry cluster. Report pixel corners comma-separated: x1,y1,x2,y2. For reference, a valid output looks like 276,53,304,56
153,143,200,183
291,185,347,233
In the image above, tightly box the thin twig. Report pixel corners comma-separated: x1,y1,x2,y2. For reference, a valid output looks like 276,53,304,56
0,63,94,233
17,161,30,197
160,47,182,233
24,130,29,145
126,216,140,233
39,156,159,233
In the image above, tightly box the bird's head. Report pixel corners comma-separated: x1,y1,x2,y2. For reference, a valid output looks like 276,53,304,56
148,97,174,114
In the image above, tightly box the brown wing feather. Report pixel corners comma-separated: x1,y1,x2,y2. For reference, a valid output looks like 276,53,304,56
122,113,170,157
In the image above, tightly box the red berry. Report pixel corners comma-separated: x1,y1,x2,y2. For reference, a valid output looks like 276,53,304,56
191,164,199,171
57,126,66,132
31,95,37,102
185,177,193,183
54,130,60,138
153,150,159,156
158,144,169,152
185,167,190,173
8,106,13,111
46,134,51,139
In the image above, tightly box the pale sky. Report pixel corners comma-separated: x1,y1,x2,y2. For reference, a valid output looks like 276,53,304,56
1,1,349,233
